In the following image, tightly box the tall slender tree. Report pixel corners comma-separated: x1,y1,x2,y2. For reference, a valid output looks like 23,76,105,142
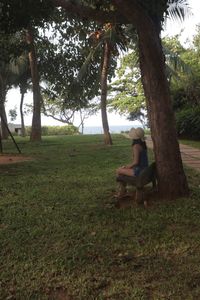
25,27,42,142
78,24,127,145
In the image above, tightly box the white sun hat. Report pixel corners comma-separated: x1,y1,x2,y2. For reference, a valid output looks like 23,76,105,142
128,127,145,141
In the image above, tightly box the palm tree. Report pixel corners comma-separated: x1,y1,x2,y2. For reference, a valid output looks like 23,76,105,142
19,75,31,137
10,54,31,138
78,23,127,145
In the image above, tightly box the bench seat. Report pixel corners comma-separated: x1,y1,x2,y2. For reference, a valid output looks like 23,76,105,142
116,162,157,204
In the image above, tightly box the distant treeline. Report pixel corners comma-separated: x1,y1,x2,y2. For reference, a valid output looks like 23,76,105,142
26,125,79,136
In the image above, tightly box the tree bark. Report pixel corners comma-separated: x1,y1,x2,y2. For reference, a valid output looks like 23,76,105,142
0,102,9,140
101,41,112,145
20,90,26,137
113,0,189,199
0,78,9,140
26,27,42,142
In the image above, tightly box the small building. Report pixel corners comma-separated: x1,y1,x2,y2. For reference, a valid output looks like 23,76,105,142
8,123,22,136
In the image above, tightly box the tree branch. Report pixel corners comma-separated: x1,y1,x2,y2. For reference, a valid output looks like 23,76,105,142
42,110,75,123
41,97,75,124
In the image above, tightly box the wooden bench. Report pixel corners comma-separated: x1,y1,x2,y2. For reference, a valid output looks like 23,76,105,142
116,162,157,204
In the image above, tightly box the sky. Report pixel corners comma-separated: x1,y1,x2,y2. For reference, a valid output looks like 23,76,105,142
5,0,200,128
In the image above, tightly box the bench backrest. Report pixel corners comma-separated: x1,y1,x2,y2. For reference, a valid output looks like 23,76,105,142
136,162,156,187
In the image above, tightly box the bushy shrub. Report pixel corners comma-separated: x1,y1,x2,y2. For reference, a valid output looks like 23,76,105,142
176,107,200,139
25,125,79,136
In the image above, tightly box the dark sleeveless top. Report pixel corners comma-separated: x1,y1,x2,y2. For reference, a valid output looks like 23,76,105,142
132,139,148,176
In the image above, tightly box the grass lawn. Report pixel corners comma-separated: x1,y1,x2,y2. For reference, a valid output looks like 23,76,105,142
1,134,200,299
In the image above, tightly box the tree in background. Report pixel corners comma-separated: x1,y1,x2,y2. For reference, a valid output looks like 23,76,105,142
77,23,127,145
25,26,43,142
37,15,103,134
108,45,146,125
0,0,55,142
0,32,28,139
165,28,200,139
18,71,31,137
109,33,191,127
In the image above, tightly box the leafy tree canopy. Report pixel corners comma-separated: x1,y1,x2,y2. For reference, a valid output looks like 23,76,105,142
0,0,54,33
33,11,117,122
108,47,145,122
0,0,190,34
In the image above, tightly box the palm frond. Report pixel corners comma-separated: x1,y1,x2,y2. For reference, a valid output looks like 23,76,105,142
77,41,103,82
165,64,180,80
101,26,128,53
8,55,28,77
163,45,192,74
167,0,192,22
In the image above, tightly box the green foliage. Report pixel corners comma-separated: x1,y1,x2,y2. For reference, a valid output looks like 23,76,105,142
0,31,28,65
0,0,54,33
168,30,200,111
108,48,146,123
163,35,191,80
8,108,17,122
193,24,200,52
76,23,126,83
0,31,30,89
1,135,200,299
176,107,200,139
25,125,79,136
163,30,200,140
37,16,105,112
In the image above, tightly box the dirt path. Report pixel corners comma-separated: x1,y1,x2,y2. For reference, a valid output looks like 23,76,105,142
0,155,32,165
145,136,200,172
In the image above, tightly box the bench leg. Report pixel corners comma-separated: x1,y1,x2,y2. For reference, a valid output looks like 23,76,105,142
135,188,143,204
117,182,127,197
152,177,157,191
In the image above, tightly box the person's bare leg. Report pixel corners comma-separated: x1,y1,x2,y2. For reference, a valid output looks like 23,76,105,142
116,167,135,177
115,167,135,198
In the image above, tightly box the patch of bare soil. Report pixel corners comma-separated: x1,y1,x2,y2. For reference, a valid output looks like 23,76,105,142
0,155,33,165
47,287,73,300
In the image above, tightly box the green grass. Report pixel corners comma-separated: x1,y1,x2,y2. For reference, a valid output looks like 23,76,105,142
1,134,200,299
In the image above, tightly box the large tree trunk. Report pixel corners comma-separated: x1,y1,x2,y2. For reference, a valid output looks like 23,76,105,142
0,78,9,140
26,27,42,142
137,27,188,198
0,102,9,140
101,41,112,145
20,90,26,137
114,0,189,199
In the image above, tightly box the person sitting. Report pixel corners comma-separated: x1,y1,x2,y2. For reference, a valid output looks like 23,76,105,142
116,127,149,197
